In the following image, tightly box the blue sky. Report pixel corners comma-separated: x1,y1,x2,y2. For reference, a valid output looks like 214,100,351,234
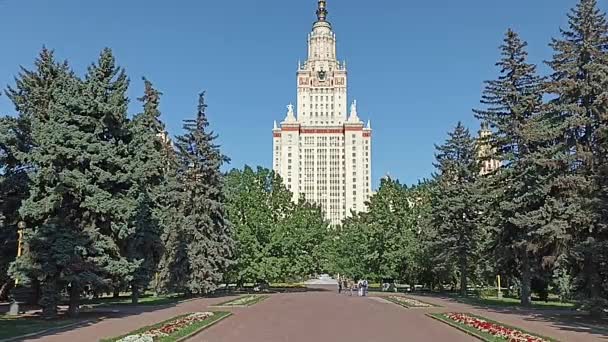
0,0,600,187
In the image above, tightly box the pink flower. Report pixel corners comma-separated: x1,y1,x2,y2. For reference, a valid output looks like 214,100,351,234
444,313,548,342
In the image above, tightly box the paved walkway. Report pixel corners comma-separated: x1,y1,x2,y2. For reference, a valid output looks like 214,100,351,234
22,288,608,342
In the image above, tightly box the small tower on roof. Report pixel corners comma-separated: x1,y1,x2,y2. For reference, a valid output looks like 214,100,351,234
316,0,328,22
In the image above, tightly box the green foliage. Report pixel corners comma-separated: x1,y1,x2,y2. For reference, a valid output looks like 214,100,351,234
7,49,111,317
544,0,608,316
225,166,329,284
160,93,234,295
473,29,550,306
124,78,168,302
431,123,483,295
329,177,434,283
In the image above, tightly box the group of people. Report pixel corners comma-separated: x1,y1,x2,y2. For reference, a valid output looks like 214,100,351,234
337,277,369,297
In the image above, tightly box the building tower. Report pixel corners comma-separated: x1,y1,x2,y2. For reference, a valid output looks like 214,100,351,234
477,122,501,175
272,0,373,225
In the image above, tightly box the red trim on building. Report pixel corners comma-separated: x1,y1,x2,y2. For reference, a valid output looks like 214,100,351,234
344,126,364,132
300,128,344,134
273,132,282,138
363,132,371,137
281,126,300,132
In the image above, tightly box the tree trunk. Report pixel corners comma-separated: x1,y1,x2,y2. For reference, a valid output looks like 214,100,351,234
68,284,80,318
460,252,468,296
131,283,139,305
584,253,604,318
113,287,120,299
30,279,41,306
460,253,468,297
41,280,58,319
520,249,532,307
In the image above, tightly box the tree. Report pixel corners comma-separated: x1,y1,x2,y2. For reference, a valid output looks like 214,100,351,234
8,49,108,317
0,113,27,300
81,48,134,298
124,78,167,303
473,30,548,306
167,92,234,294
546,0,608,316
225,166,328,285
431,122,482,296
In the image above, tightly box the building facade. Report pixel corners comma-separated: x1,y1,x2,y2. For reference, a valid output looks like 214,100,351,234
477,123,501,175
272,0,372,225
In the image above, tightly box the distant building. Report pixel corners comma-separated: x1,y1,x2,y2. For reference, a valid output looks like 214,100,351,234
272,1,373,224
477,123,501,175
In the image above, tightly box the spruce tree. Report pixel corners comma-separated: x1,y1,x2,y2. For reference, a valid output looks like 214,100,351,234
171,92,234,294
7,50,107,317
125,78,167,303
0,113,28,300
473,30,548,306
81,48,134,297
546,0,608,316
432,122,481,296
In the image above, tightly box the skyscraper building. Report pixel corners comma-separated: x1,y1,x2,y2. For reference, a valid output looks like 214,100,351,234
272,1,372,224
477,123,501,175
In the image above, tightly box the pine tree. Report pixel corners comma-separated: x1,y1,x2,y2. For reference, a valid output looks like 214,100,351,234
432,122,482,296
125,78,167,303
546,0,608,316
0,110,28,300
473,30,548,306
81,48,135,298
7,50,108,317
171,92,234,294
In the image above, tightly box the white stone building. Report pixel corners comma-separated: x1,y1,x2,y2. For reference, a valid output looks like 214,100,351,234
272,0,372,225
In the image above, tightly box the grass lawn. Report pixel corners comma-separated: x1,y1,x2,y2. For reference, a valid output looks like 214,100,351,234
101,311,231,342
0,315,81,340
428,312,559,342
212,294,268,307
450,295,575,310
80,294,186,308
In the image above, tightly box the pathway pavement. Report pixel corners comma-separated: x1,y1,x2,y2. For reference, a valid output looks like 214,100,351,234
21,287,608,342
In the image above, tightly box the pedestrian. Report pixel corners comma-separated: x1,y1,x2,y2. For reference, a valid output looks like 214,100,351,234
349,280,354,296
363,279,368,297
338,276,342,294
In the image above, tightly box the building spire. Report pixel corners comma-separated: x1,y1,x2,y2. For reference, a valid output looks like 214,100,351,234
316,0,328,22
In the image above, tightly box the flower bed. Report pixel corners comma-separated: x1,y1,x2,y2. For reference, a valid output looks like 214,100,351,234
212,294,268,307
429,313,557,342
385,295,436,308
102,311,230,342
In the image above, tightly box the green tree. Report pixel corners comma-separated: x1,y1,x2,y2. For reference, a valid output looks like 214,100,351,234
168,92,234,294
7,50,108,317
225,166,328,285
124,78,167,303
546,0,608,316
81,48,134,298
432,122,482,296
473,29,548,306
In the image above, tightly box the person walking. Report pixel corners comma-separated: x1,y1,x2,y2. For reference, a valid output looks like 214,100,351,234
338,276,342,294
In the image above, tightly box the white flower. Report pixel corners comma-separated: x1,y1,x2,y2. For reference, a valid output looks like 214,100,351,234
116,334,154,342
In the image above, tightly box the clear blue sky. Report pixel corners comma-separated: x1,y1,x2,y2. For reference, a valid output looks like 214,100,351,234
0,0,600,187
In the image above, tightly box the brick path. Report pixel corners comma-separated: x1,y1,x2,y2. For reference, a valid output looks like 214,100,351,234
22,287,607,341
